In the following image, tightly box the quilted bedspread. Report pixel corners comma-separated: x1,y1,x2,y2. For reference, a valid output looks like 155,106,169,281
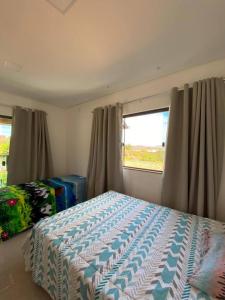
24,191,225,300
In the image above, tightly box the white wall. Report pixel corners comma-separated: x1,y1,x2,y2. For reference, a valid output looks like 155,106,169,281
1,58,224,207
0,91,67,177
66,58,225,204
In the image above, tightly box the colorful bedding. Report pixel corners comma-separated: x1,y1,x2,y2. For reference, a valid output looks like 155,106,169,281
0,181,56,242
0,176,85,242
24,191,225,300
59,175,87,204
44,178,76,212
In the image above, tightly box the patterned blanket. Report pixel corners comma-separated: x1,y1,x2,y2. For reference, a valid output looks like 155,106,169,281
24,191,225,300
44,178,76,212
0,181,56,242
0,177,81,243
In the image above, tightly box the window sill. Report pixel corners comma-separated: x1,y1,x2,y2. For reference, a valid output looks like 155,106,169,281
122,166,163,174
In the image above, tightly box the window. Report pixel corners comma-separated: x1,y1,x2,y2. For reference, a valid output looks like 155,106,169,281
122,108,169,172
0,116,12,187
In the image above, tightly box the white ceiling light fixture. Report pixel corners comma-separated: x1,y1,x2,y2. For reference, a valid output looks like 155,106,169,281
46,0,76,14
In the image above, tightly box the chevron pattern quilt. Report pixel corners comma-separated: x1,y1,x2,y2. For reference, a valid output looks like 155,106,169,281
24,191,225,300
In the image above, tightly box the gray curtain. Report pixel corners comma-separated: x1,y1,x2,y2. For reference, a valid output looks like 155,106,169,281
87,103,124,198
161,78,225,219
7,107,53,185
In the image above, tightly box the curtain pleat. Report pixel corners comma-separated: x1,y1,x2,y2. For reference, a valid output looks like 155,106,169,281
7,107,53,185
87,103,124,198
162,78,225,220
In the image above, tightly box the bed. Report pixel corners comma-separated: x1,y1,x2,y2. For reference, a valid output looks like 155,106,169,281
24,191,225,299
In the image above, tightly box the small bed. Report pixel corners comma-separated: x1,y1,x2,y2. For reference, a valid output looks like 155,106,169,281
24,191,225,299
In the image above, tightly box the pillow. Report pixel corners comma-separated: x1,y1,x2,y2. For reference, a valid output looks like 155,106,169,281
189,233,225,299
201,229,210,257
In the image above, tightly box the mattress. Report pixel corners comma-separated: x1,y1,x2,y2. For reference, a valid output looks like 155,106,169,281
24,191,225,300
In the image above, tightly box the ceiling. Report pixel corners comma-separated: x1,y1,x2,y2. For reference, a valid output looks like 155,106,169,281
0,0,225,108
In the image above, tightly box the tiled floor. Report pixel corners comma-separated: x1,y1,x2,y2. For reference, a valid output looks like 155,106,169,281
0,230,51,300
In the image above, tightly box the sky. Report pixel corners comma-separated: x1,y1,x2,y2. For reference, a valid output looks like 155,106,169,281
0,124,12,137
124,111,169,147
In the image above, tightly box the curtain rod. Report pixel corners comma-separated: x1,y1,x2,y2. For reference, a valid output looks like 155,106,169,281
0,103,13,108
1,78,224,111
91,78,225,113
124,89,170,106
0,103,47,114
123,78,225,106
0,102,30,109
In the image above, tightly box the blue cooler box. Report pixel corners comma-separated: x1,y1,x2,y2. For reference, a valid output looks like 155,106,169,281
60,175,87,204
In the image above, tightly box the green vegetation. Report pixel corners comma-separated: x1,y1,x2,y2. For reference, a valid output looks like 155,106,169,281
0,171,7,186
123,145,165,171
0,136,10,156
0,136,10,187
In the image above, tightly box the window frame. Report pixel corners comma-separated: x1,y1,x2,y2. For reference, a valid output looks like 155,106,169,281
122,107,169,174
0,115,12,187
0,115,12,122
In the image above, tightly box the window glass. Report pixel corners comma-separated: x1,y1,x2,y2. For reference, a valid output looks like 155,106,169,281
0,117,12,187
123,109,169,171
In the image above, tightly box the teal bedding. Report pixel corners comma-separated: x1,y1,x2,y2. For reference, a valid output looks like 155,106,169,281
24,191,225,299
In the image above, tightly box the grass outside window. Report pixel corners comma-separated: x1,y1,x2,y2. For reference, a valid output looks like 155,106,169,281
122,108,169,172
0,116,12,187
